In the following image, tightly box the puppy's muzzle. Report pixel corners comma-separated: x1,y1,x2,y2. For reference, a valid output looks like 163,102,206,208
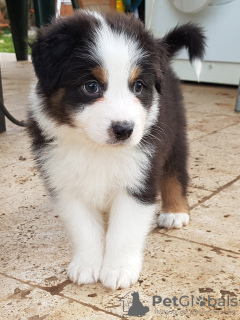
111,121,134,141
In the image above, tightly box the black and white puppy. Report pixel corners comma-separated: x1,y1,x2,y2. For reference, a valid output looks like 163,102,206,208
27,10,205,290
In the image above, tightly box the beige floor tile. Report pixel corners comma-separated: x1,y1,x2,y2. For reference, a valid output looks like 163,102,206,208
0,274,32,301
3,80,31,102
3,95,31,113
182,84,222,109
0,53,33,80
192,97,238,116
187,187,212,208
0,137,28,155
2,122,26,135
187,110,239,141
181,83,237,111
44,301,121,320
0,159,42,199
5,108,28,121
0,198,70,287
59,234,240,319
0,274,117,320
218,121,240,135
162,179,240,252
189,128,240,191
0,274,70,320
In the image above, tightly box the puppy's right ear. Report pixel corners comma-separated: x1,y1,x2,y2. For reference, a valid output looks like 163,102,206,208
31,23,77,94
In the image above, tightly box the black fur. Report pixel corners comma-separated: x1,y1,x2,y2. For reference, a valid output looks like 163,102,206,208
162,23,206,61
31,12,101,95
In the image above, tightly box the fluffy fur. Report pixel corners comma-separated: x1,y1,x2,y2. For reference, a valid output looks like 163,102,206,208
27,10,205,290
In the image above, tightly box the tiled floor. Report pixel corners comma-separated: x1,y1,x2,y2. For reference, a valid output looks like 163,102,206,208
0,52,240,320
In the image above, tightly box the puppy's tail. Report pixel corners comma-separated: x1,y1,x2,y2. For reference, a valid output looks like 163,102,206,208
163,23,206,80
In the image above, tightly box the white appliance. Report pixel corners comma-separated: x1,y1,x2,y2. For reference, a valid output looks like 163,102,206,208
145,0,240,85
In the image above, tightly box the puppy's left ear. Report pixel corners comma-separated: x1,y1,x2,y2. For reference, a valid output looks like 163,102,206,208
31,22,77,94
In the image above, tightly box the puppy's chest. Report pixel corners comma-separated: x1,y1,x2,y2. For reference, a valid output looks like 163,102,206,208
43,143,149,211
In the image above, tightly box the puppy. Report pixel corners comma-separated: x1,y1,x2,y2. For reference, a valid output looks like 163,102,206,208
27,10,205,290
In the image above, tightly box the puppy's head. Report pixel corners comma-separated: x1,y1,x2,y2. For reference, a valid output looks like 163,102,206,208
31,11,162,146
31,11,205,146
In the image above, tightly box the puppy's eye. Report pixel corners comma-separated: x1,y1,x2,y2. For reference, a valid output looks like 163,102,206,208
133,80,143,94
83,81,100,95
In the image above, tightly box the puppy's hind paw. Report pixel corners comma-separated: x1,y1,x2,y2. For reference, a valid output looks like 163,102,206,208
67,260,101,285
157,212,189,229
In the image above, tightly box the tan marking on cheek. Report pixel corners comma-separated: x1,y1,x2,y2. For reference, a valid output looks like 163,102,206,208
47,88,75,126
129,66,142,85
92,66,107,85
96,97,105,102
49,88,66,105
160,176,189,214
133,96,140,103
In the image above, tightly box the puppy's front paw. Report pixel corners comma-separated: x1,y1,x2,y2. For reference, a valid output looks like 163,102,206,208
67,259,101,285
100,256,142,290
157,212,189,229
100,266,140,290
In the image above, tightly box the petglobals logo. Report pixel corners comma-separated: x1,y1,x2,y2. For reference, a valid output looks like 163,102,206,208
120,291,149,318
120,292,238,318
153,295,238,308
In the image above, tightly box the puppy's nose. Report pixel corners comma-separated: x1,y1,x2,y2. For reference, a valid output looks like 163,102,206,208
112,122,134,141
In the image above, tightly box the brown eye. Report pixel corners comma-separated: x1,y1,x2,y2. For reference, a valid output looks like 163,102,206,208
83,81,100,94
133,80,143,94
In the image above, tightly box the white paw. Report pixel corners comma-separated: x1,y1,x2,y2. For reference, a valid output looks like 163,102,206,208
157,212,189,229
100,266,140,290
67,259,101,285
100,255,142,290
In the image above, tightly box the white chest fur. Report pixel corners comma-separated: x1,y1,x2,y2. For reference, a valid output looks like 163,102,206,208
39,139,150,212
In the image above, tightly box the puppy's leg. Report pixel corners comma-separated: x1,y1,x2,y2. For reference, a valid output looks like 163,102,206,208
100,190,156,290
158,174,189,229
158,124,189,229
57,194,104,284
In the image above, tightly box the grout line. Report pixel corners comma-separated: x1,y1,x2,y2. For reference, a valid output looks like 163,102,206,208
184,88,237,110
0,272,122,319
184,99,217,111
157,232,240,256
190,174,240,211
189,120,240,143
58,292,123,319
189,185,212,192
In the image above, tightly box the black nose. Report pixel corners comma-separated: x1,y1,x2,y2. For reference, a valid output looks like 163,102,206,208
112,122,134,141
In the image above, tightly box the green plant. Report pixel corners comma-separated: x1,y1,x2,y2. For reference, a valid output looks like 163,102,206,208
0,28,14,53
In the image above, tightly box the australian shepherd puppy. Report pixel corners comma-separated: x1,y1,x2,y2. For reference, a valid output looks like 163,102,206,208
27,10,205,290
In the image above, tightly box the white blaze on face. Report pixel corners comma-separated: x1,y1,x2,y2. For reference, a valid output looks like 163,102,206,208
75,14,147,146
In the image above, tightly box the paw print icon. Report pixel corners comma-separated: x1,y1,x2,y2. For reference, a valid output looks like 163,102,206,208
196,296,206,306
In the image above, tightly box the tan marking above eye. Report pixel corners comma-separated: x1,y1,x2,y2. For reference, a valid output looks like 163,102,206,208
92,67,107,85
129,66,142,85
